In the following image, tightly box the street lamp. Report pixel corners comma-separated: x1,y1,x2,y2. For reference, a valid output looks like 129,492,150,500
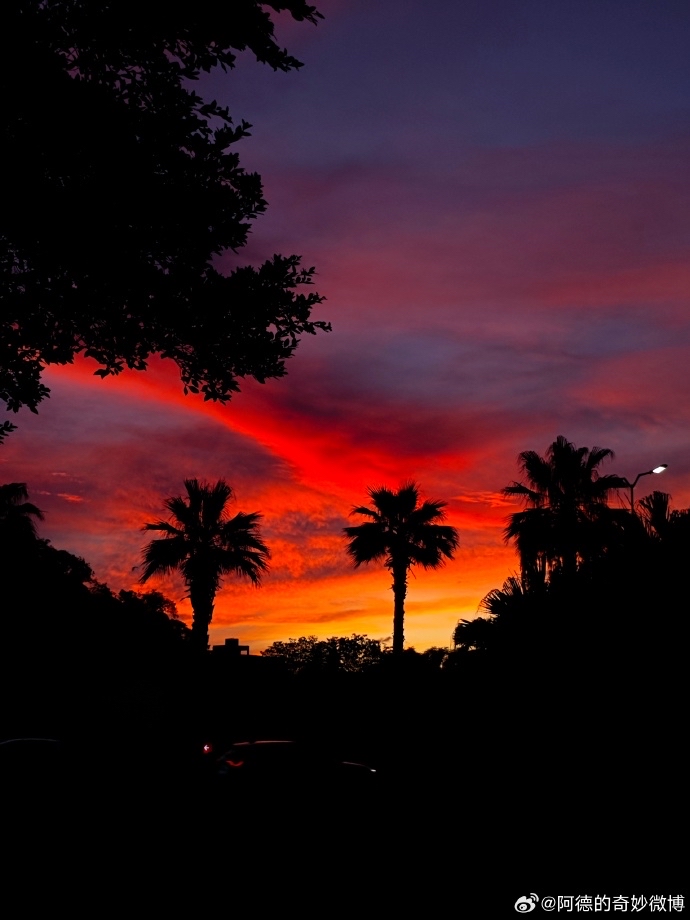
620,464,668,512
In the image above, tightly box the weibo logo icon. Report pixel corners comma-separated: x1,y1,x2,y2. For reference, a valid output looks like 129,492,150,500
515,894,539,913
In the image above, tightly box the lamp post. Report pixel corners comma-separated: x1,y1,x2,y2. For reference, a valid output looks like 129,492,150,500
620,465,668,513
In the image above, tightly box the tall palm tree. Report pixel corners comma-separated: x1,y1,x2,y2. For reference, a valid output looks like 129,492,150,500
343,482,459,655
140,479,269,651
0,482,44,546
502,435,627,582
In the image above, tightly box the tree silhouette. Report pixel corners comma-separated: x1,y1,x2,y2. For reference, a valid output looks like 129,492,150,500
452,571,557,657
343,482,459,655
0,482,44,547
636,489,690,577
637,490,674,541
452,615,495,653
2,2,328,430
503,436,627,583
261,634,385,674
140,479,269,651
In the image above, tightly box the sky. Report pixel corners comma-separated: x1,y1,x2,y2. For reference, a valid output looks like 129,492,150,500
3,0,690,651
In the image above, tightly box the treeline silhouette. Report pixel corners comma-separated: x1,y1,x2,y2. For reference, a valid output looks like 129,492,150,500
1,441,684,892
0,498,193,747
453,438,688,673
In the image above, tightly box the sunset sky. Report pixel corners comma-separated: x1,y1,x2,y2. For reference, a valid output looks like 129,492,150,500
4,0,690,651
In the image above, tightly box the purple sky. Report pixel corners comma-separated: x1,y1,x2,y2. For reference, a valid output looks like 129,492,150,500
4,0,690,650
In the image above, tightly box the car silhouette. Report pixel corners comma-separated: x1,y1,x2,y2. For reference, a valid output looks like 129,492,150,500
205,739,377,791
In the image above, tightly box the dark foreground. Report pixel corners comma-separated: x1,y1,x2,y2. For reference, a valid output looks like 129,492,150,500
2,658,684,912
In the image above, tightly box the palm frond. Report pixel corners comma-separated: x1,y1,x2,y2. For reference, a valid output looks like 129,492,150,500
408,499,448,527
216,545,270,583
0,482,44,516
587,446,615,472
591,473,628,494
140,533,188,582
165,495,197,530
0,482,44,541
453,615,494,651
517,451,552,490
142,520,183,536
503,482,544,506
394,481,422,517
638,490,671,539
366,485,405,520
202,479,234,528
343,521,389,566
350,505,382,521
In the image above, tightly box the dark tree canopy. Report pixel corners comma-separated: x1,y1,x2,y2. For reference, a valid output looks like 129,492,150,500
1,1,328,436
261,634,386,674
0,480,191,669
502,435,627,583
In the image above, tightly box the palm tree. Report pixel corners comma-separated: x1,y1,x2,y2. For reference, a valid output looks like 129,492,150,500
502,436,627,582
140,479,269,651
0,482,44,547
638,490,673,541
452,615,495,653
343,482,459,655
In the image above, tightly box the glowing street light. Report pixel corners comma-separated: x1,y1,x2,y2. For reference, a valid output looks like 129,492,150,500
620,464,668,512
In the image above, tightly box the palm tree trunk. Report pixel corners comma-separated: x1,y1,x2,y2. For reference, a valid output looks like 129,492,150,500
391,561,408,655
561,530,578,582
190,585,214,652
